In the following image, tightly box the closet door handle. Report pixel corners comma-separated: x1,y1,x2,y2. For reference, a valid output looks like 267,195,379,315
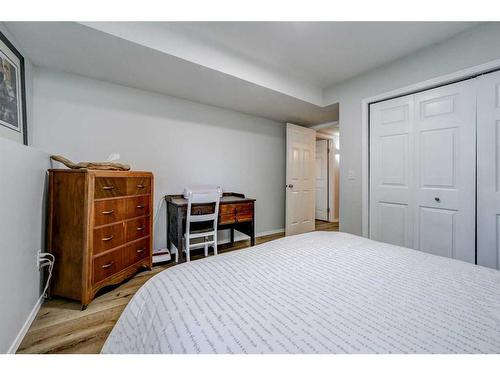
101,261,114,269
137,226,145,231
102,210,114,215
102,235,114,241
136,205,145,209
137,184,145,189
103,186,114,190
136,248,145,253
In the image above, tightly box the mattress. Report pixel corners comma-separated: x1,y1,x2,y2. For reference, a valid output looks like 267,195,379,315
102,231,500,354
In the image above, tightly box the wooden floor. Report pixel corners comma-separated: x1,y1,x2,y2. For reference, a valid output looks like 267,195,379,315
17,220,338,354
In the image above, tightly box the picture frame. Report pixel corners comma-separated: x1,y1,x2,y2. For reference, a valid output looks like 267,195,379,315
0,31,27,145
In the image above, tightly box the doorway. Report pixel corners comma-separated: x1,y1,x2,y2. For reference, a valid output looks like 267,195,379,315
314,124,339,231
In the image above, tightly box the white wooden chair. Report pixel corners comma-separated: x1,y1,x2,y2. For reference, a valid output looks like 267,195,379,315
177,189,220,262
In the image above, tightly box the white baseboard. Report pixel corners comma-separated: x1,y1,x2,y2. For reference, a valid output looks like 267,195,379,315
218,228,285,245
7,297,43,354
169,228,285,254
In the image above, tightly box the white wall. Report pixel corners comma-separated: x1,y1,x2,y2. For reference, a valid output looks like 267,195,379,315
0,24,48,353
32,68,286,250
0,139,49,353
322,23,500,235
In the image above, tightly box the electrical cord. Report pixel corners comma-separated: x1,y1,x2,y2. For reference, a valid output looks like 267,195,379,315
38,252,55,301
152,196,165,228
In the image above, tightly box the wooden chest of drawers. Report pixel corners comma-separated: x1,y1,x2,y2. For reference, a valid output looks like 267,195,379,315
47,170,154,308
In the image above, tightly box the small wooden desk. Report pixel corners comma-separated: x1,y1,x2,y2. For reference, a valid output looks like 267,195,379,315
166,192,256,262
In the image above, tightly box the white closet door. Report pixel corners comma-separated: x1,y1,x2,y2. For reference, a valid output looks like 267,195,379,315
370,95,414,248
477,70,500,269
315,139,328,221
413,81,476,263
370,80,476,263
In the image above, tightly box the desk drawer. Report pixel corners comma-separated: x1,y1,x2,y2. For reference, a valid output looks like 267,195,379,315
235,203,253,222
126,196,150,218
219,204,236,216
95,177,127,199
93,249,123,284
93,222,125,255
125,217,150,243
127,177,152,196
219,203,253,224
219,214,236,225
94,199,126,227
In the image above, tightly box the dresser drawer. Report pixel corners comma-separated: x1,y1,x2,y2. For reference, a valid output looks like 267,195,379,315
94,177,127,199
127,177,152,196
93,222,125,255
126,196,150,218
93,249,123,284
94,199,126,227
125,217,150,243
124,238,150,267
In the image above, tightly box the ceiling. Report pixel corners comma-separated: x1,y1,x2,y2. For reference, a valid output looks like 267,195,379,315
162,22,478,89
4,22,479,126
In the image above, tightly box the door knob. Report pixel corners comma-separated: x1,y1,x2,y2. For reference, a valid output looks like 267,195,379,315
286,184,294,188
434,197,440,202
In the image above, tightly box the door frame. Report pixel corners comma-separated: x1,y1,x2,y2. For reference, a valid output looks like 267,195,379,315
314,131,339,223
361,57,500,238
315,138,329,221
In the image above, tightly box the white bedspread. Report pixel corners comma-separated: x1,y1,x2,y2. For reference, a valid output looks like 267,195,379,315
102,232,500,354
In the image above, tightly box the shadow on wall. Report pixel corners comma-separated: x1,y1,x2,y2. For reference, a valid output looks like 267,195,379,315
39,171,49,294
34,68,284,138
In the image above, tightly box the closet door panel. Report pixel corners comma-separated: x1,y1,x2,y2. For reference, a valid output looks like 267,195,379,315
370,96,414,247
413,80,476,263
477,70,500,269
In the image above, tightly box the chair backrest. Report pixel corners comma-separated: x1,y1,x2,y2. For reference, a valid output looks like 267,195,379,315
186,190,220,237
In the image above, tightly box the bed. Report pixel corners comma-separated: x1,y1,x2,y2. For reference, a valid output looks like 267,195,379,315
102,231,500,354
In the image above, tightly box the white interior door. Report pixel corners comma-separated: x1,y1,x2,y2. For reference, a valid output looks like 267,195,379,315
370,95,414,248
477,70,500,269
315,139,328,221
413,80,476,263
286,123,316,236
370,80,476,263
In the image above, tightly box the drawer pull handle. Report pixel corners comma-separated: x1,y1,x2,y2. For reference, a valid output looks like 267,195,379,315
102,210,114,215
136,205,145,209
102,235,114,241
137,226,145,231
101,261,114,269
103,186,114,190
137,184,145,188
136,248,145,253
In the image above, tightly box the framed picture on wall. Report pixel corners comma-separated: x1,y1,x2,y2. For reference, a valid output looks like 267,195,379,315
0,31,27,145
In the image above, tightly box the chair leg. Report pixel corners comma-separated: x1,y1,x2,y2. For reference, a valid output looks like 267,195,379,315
214,237,218,256
184,237,190,262
204,239,208,257
175,246,179,263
